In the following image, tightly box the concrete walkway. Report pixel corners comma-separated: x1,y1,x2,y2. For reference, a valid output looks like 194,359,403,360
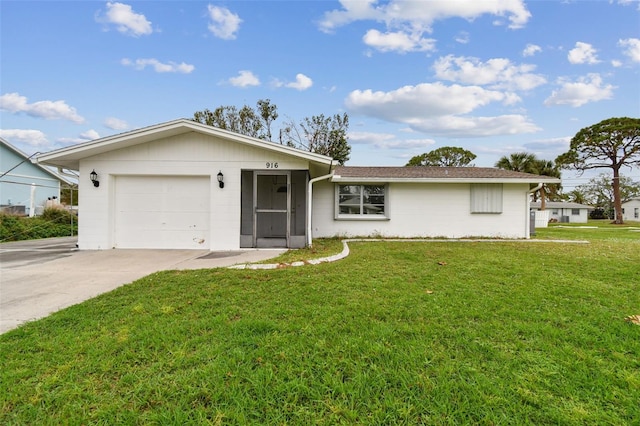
0,237,285,334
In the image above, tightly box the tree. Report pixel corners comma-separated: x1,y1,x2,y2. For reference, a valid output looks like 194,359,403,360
193,100,351,164
406,146,476,167
556,117,640,224
280,113,351,165
564,188,588,205
530,159,561,210
193,105,261,138
574,173,640,219
495,152,560,210
193,99,277,141
494,152,536,173
256,99,278,141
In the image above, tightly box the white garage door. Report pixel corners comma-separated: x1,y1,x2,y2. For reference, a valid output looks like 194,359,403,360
114,176,210,249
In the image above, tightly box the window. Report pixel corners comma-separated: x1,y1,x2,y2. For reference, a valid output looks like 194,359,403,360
336,184,387,218
470,184,503,214
635,208,639,219
571,209,580,215
552,209,559,215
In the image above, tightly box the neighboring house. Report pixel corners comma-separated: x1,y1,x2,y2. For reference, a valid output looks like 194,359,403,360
530,201,594,224
1,137,71,216
622,198,640,222
36,119,559,250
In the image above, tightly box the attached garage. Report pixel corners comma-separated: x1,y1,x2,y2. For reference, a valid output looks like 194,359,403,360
35,119,334,251
114,175,210,249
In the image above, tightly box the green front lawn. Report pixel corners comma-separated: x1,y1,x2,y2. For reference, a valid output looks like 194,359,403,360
2,231,639,424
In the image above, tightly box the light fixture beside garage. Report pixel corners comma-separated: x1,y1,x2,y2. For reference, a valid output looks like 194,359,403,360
217,171,224,189
89,169,99,187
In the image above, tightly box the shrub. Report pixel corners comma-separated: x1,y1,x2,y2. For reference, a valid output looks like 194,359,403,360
0,209,77,242
41,207,76,225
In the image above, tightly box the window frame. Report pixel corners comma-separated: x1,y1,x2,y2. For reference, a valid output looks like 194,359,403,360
335,183,389,220
571,208,580,216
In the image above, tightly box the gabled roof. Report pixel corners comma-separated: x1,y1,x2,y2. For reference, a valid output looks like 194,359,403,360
1,137,74,185
35,119,334,170
332,166,561,184
530,201,594,210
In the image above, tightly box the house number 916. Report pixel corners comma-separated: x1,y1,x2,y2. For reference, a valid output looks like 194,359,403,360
266,162,279,168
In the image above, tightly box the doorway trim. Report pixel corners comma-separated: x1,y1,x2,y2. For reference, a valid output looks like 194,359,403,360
253,170,291,248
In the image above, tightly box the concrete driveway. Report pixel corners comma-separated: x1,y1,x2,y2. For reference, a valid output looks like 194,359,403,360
0,237,285,334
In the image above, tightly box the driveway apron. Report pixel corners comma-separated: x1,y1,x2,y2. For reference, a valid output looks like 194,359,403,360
0,237,285,333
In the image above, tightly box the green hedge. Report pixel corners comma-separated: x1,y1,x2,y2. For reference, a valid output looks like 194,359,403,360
0,208,78,242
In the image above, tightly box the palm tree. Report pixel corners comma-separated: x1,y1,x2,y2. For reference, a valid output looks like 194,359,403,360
531,159,561,210
566,189,588,205
495,153,560,210
495,152,536,173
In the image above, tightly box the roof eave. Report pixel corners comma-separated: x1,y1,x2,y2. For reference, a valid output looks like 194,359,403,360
36,119,334,170
331,176,562,184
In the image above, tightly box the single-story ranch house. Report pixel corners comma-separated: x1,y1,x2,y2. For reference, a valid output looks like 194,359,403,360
36,119,560,250
530,201,594,224
622,197,640,222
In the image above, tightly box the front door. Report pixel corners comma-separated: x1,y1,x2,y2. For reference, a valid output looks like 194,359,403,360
254,172,290,248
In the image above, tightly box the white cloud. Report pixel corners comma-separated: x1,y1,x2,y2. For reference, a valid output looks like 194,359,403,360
0,129,48,148
415,115,540,137
362,29,436,53
207,5,242,40
522,43,541,57
80,129,100,140
345,82,539,137
455,32,470,44
349,131,435,149
0,92,84,123
433,55,546,91
283,73,313,91
104,117,129,130
523,137,571,152
273,73,313,90
319,0,531,33
568,42,600,64
121,58,195,73
347,83,510,118
619,38,640,62
57,130,100,145
99,2,153,37
228,70,260,87
544,73,614,107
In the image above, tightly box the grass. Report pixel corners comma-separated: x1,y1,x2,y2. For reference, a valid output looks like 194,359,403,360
535,219,640,242
1,229,639,424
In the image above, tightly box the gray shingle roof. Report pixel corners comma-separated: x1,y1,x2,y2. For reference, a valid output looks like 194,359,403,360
333,166,560,182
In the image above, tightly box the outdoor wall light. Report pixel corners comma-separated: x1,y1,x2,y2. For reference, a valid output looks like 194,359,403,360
217,171,224,189
89,169,100,187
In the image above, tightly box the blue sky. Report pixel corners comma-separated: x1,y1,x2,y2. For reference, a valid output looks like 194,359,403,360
1,1,639,189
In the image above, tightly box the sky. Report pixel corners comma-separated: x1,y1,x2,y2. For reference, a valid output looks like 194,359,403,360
1,0,639,190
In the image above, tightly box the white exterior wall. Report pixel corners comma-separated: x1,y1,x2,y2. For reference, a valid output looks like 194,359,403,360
311,181,531,239
545,207,589,223
78,132,310,250
622,199,640,222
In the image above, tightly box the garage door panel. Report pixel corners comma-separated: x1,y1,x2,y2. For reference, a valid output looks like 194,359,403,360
115,176,210,249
